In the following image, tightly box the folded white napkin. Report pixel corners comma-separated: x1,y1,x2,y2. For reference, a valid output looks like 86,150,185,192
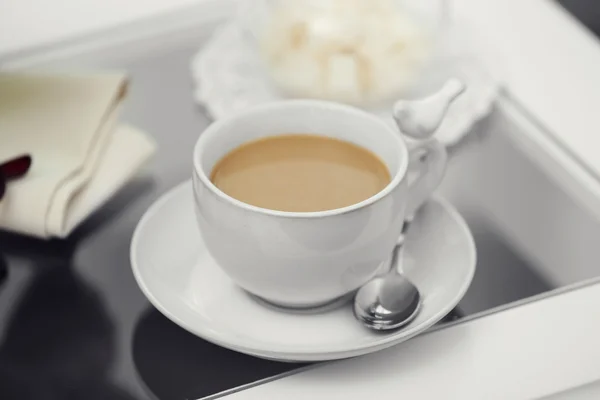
0,72,156,239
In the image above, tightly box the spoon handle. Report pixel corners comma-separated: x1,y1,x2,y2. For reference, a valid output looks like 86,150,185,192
389,221,411,273
389,243,402,274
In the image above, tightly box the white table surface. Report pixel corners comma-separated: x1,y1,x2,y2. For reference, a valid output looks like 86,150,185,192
4,0,600,399
0,0,204,57
543,380,600,400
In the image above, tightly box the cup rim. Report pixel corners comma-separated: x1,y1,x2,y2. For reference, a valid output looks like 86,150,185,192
193,99,408,218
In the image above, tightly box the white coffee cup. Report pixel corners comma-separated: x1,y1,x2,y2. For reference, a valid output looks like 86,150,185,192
192,100,446,309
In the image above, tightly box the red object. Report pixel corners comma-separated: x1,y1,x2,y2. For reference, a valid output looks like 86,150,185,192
1,155,32,180
0,154,32,201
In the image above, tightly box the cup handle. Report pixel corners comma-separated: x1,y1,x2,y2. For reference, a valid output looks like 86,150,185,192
405,138,447,220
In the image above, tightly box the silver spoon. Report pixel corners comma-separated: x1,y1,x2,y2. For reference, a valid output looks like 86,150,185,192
353,79,464,331
353,225,421,331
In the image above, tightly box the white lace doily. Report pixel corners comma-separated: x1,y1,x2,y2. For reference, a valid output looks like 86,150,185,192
191,21,501,145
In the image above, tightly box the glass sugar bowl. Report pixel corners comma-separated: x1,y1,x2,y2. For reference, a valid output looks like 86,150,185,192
239,0,448,107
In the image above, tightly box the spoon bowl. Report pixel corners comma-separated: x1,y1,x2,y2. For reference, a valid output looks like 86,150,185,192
353,270,422,331
353,237,422,331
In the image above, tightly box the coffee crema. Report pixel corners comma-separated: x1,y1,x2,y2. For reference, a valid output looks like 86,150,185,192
210,134,391,212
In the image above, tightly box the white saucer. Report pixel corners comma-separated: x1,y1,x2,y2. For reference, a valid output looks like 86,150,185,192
131,181,476,362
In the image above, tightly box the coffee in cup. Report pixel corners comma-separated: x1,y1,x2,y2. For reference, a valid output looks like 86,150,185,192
210,134,391,213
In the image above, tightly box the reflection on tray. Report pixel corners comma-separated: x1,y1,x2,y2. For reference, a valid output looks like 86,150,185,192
0,260,136,400
132,309,302,400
